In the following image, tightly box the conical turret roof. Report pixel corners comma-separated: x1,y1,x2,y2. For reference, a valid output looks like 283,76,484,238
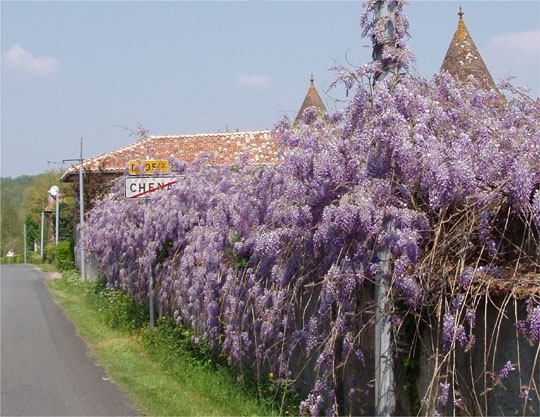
440,7,497,91
294,75,327,125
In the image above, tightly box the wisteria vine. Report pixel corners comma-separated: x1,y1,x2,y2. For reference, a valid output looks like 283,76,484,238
81,1,539,415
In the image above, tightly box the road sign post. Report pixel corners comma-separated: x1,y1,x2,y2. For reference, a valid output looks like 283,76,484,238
125,160,176,329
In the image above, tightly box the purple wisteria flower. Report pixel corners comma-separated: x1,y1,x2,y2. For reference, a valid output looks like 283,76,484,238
519,386,532,404
442,310,474,351
533,190,540,228
395,274,423,309
78,0,540,413
437,382,450,409
459,269,474,291
442,314,455,351
492,361,516,384
516,301,540,345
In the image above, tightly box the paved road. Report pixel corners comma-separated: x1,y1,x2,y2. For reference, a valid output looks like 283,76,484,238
1,265,138,416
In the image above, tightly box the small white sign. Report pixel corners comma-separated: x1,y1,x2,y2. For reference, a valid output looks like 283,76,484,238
125,177,177,199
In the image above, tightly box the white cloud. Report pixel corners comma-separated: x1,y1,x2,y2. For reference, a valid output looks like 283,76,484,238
2,44,60,77
482,30,540,96
486,30,540,60
235,73,273,89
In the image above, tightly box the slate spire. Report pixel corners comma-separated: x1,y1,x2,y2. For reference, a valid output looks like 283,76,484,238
294,74,327,125
440,6,497,91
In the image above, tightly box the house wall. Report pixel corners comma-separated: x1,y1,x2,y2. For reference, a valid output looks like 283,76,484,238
74,229,100,281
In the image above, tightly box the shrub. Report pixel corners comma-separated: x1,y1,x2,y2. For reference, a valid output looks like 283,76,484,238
44,242,56,264
88,277,148,333
55,241,74,271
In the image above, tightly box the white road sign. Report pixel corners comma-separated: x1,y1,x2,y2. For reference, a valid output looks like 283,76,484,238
125,177,177,199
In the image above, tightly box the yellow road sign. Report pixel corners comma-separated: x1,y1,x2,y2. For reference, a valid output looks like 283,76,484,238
129,160,169,175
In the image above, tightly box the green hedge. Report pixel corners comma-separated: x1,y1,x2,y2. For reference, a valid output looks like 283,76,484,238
0,254,24,264
56,241,74,271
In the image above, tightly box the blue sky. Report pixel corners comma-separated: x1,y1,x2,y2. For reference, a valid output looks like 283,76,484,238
2,1,539,178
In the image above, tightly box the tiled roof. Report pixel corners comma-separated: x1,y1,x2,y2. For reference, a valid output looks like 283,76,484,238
61,130,278,181
440,7,498,91
294,75,327,125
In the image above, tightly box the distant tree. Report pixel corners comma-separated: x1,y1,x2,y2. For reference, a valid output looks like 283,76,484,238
51,202,76,244
1,170,74,254
24,211,41,251
1,201,20,254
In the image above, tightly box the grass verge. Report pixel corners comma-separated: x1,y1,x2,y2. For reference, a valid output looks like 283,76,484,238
46,270,278,416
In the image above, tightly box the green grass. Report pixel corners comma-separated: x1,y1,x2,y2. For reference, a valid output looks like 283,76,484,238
46,271,278,416
36,262,58,273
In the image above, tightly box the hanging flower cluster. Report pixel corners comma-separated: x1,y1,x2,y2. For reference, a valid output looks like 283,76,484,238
81,1,539,415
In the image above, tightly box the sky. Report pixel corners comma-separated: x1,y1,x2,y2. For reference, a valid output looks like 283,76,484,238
1,0,539,179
